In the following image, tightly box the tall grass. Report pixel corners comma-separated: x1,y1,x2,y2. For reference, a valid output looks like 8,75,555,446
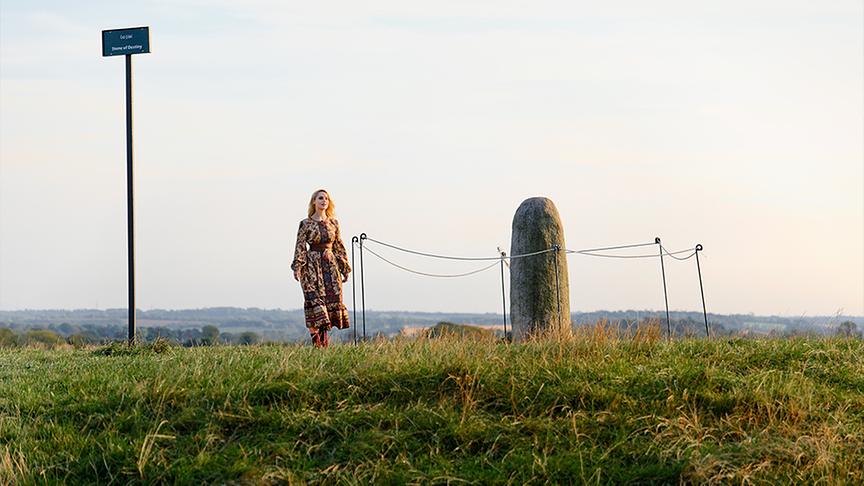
1,328,862,484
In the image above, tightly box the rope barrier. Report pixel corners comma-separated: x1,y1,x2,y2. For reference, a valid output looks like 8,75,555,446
363,245,501,278
350,233,711,339
570,247,697,259
365,237,503,261
365,236,692,262
659,245,698,261
364,236,555,261
572,241,657,253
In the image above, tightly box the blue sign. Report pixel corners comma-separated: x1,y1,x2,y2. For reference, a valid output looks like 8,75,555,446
102,27,150,57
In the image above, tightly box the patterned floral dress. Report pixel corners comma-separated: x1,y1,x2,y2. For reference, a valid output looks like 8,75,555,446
291,218,351,332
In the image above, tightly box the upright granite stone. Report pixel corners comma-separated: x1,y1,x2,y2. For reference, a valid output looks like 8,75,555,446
509,197,571,341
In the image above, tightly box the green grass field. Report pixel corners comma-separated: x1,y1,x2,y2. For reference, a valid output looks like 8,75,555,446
2,331,863,484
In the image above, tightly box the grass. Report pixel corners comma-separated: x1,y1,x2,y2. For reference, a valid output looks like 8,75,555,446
1,325,863,484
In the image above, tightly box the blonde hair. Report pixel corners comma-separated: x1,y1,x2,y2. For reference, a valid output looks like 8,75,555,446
307,189,337,219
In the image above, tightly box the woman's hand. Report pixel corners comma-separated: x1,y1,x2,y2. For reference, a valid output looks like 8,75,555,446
342,270,350,283
294,268,301,282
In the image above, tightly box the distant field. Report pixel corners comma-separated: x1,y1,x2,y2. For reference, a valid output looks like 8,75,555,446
1,333,862,484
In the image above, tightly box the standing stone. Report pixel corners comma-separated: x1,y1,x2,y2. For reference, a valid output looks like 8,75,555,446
509,197,571,341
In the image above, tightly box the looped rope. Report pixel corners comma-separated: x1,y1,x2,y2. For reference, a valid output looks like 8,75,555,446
364,237,555,261
659,245,698,261
571,247,697,259
571,241,657,253
362,245,501,278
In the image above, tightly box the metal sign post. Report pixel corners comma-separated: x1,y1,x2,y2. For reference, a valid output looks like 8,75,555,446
103,27,150,344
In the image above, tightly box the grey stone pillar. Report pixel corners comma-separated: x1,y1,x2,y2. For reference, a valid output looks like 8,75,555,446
509,197,571,341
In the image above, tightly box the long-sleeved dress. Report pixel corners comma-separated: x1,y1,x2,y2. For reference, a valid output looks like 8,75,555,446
291,217,351,331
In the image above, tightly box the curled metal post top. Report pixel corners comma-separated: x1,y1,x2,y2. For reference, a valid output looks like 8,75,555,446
654,237,661,244
696,244,703,251
360,233,367,240
351,235,359,243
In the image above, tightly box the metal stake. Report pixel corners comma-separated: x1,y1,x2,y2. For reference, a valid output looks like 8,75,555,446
553,245,562,329
125,54,136,345
499,250,507,339
656,237,671,339
351,236,358,345
695,244,709,338
359,233,367,341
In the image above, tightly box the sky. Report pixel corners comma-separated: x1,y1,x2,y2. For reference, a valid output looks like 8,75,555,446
1,1,862,316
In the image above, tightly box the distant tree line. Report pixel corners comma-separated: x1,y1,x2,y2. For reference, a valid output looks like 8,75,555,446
572,317,864,339
836,321,862,338
1,318,861,348
1,308,861,347
0,324,260,348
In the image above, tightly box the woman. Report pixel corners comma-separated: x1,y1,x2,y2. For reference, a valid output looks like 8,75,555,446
292,189,351,347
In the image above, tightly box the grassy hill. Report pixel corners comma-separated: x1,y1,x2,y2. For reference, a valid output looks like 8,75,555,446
1,330,862,484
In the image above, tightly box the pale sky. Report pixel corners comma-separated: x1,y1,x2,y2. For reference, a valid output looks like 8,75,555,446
1,1,862,316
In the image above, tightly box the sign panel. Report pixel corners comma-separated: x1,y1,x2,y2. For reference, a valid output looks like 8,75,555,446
102,27,150,57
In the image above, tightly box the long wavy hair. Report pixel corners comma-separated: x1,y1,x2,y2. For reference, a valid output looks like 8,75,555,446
307,189,336,219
